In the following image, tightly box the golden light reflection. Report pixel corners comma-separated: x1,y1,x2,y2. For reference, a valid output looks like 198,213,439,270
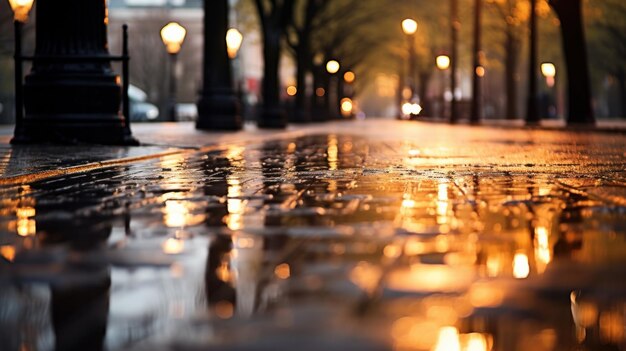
534,226,551,274
437,182,449,225
350,261,382,294
465,333,490,351
599,311,624,344
387,265,474,293
433,326,461,351
0,245,16,262
8,187,37,237
570,291,599,328
485,253,503,277
215,300,234,319
227,177,245,230
469,282,504,308
161,193,206,228
513,252,530,279
216,257,232,283
391,317,439,350
327,135,339,171
274,263,291,280
162,237,184,255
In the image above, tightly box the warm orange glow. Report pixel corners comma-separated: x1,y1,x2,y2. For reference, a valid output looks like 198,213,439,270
475,66,486,77
8,0,34,22
0,245,16,262
160,22,187,54
541,62,556,78
469,282,504,307
327,135,339,170
340,98,353,116
326,60,340,74
274,263,291,280
16,205,36,237
436,55,451,70
433,326,461,351
226,28,243,59
315,87,325,97
383,244,402,258
227,178,245,230
513,252,530,279
164,200,189,227
215,300,234,319
465,333,489,351
534,226,551,273
344,71,356,83
349,261,382,294
286,85,297,96
402,18,418,35
162,238,185,254
216,258,232,282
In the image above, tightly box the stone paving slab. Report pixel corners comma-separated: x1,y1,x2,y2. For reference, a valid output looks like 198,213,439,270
0,120,625,351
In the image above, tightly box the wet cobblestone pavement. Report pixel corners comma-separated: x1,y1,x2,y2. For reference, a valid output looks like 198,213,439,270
1,121,626,351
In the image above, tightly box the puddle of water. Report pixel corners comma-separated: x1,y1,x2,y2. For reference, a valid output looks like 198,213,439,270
0,134,625,351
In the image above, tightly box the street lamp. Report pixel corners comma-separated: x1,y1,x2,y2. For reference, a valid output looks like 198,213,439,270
541,63,556,87
436,55,450,71
436,55,450,119
326,60,340,75
541,62,557,118
226,28,243,59
160,22,186,121
401,18,418,102
401,18,418,35
344,71,355,84
8,0,35,142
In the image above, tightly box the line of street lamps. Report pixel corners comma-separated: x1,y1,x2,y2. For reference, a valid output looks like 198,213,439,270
399,11,558,124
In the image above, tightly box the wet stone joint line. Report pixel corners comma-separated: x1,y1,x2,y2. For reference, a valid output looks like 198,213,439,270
0,133,625,351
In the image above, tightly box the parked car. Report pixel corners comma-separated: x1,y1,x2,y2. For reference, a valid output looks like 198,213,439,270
128,85,159,122
175,103,198,121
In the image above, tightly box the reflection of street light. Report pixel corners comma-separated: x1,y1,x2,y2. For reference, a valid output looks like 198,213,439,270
8,0,34,143
161,22,187,121
226,28,243,59
326,60,340,74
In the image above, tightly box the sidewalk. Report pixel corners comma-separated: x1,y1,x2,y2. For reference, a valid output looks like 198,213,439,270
0,119,625,351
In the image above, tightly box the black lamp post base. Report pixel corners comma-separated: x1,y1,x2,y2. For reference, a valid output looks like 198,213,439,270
289,109,311,124
196,93,242,130
257,107,287,129
11,114,139,145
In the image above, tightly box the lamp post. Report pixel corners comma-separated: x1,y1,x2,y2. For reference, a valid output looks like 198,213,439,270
197,0,242,130
541,62,556,118
436,55,450,119
226,28,243,59
16,0,135,145
401,19,418,100
470,0,483,124
160,22,186,122
525,0,540,124
326,60,340,119
8,0,34,142
450,0,459,123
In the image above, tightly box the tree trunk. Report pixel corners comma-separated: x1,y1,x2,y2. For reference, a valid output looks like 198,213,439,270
419,71,432,116
292,43,310,123
549,0,595,125
258,25,287,128
617,69,626,117
504,25,519,119
396,56,405,118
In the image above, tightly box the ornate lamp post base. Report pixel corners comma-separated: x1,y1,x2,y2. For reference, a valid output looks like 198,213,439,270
14,0,137,145
197,93,242,130
257,108,287,129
